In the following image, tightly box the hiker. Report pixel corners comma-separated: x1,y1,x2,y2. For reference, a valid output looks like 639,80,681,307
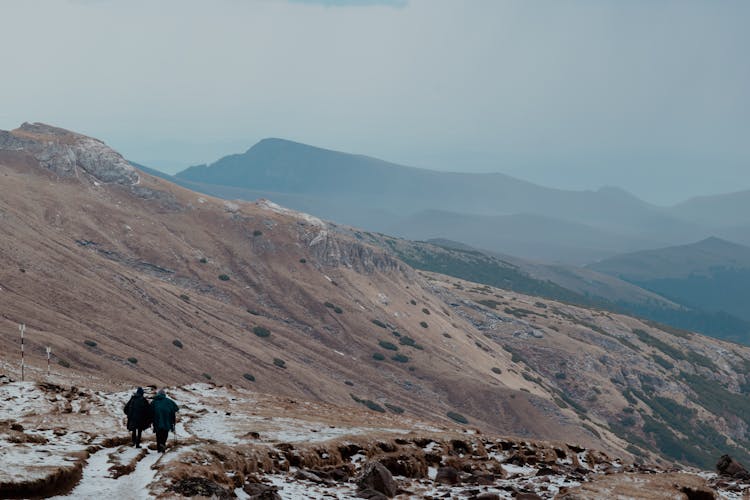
151,388,179,453
124,387,151,448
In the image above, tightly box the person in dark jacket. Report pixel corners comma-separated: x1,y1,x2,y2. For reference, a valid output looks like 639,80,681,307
124,387,151,448
151,388,179,453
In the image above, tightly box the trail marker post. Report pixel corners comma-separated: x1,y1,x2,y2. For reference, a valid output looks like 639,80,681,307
19,324,26,382
46,346,51,377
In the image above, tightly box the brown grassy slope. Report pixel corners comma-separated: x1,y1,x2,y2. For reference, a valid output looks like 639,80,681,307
425,271,750,469
0,146,602,454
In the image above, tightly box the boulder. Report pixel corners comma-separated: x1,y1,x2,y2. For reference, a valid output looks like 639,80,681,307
243,482,282,500
356,461,398,498
435,466,461,485
716,454,750,479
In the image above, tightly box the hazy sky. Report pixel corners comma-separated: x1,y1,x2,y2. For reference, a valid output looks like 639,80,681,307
1,0,748,204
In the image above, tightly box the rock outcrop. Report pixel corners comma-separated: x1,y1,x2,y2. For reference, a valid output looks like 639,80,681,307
0,122,138,185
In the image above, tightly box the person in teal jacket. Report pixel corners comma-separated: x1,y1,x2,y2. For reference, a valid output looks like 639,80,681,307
151,388,179,452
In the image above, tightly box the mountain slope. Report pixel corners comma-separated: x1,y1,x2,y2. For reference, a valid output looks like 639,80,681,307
4,124,750,473
589,238,750,325
0,123,605,450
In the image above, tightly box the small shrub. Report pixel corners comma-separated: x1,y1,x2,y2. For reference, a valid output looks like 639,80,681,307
419,321,428,328
334,307,343,314
84,340,97,348
179,294,190,301
199,257,208,264
247,309,260,316
392,331,402,337
447,411,469,424
345,380,354,386
391,354,409,363
410,299,417,305
58,359,71,368
253,326,271,338
555,372,567,380
253,229,263,236
379,341,398,351
372,352,385,361
324,302,335,309
371,319,387,329
127,357,138,364
172,339,183,349
422,308,430,315
273,358,286,368
385,403,405,414
362,400,386,413
202,373,212,380
299,258,307,263
399,336,416,347
218,274,230,281
443,333,452,338
491,367,502,374
243,373,255,382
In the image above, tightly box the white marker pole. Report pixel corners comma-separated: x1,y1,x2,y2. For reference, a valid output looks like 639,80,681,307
46,347,51,377
19,324,26,382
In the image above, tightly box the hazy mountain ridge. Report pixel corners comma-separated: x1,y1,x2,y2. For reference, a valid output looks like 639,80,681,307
590,237,750,323
174,138,715,263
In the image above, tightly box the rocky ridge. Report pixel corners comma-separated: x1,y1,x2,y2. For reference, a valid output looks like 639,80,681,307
0,122,139,185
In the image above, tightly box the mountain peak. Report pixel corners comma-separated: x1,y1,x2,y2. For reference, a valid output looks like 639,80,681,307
0,122,139,185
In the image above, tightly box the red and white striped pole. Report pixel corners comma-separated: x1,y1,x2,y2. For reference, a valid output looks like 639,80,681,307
46,347,51,378
19,324,25,382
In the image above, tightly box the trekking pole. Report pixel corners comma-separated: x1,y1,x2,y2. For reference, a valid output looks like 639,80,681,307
19,324,25,382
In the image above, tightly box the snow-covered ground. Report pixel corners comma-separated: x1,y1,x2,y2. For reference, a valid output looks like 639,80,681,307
1,376,747,499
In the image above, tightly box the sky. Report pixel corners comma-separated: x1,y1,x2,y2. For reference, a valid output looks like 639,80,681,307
0,0,748,204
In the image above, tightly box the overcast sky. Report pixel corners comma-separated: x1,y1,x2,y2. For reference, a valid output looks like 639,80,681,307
1,0,748,204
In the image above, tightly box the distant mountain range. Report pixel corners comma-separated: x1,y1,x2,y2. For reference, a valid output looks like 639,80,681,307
171,138,749,264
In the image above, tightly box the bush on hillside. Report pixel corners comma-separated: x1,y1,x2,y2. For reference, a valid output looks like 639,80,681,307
253,326,271,338
84,340,97,348
372,352,385,361
420,321,429,329
379,341,398,351
391,354,409,363
385,403,405,414
372,319,387,329
218,274,230,281
172,339,183,349
127,357,138,364
273,358,286,369
447,411,469,424
243,373,255,382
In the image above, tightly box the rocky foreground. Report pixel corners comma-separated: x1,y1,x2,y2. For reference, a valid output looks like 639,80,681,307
1,374,748,499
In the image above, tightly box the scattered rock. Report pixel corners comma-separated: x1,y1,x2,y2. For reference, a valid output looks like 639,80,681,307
716,454,750,479
171,477,233,499
243,482,282,500
357,461,398,498
435,466,461,485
